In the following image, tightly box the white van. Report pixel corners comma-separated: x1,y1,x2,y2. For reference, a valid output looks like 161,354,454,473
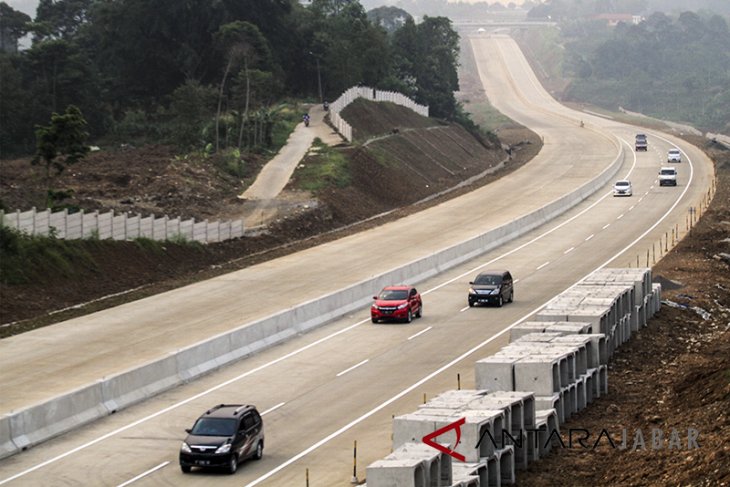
659,167,677,186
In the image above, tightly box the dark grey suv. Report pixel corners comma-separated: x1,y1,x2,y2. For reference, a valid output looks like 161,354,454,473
468,270,514,307
179,404,264,474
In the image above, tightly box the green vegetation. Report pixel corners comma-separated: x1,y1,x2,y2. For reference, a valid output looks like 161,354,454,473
0,225,97,284
1,0,467,158
295,139,351,192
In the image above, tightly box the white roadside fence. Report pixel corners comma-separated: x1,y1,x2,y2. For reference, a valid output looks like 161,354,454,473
0,208,244,244
329,86,429,142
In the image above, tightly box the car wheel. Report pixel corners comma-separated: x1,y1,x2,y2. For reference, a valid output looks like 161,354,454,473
508,290,514,303
371,317,378,324
405,310,412,323
468,299,474,307
497,295,503,307
181,465,191,474
254,441,264,460
415,304,422,318
228,454,238,475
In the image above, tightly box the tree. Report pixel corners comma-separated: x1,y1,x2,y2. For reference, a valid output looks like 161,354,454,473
213,21,272,152
0,2,31,52
366,6,412,34
32,105,90,207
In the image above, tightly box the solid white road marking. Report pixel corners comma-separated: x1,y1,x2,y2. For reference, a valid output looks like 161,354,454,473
261,402,286,416
116,462,169,487
407,327,433,340
336,359,369,377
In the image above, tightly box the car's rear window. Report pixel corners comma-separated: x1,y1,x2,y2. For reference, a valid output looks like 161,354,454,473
661,169,675,175
191,418,237,436
616,181,630,186
475,274,502,285
379,290,408,300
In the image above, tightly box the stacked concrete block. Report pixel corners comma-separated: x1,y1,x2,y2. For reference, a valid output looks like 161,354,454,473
366,442,452,487
452,462,488,487
393,408,506,462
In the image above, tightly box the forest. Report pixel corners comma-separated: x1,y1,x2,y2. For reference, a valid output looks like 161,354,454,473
0,0,464,157
528,2,730,132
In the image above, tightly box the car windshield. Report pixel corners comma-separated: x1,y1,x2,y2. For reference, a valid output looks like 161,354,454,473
475,274,501,285
615,181,630,187
669,150,679,154
379,289,408,300
191,418,237,436
636,134,646,139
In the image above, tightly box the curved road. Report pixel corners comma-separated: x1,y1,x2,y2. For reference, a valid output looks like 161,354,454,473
0,35,714,486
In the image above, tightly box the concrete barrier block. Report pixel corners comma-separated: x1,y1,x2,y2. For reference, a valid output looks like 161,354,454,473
514,357,561,396
575,376,587,412
534,409,560,457
101,354,179,412
497,445,515,485
475,356,519,392
535,393,563,425
10,382,107,450
0,414,18,460
452,462,488,487
599,365,608,395
508,322,547,342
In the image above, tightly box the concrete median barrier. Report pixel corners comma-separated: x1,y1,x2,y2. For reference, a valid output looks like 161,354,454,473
1,140,624,459
0,415,17,459
101,354,180,413
10,383,107,451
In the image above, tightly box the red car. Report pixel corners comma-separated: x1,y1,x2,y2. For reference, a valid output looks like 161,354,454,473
371,286,423,323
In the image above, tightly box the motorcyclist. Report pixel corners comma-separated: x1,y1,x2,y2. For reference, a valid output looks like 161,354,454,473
303,113,310,127
323,101,329,111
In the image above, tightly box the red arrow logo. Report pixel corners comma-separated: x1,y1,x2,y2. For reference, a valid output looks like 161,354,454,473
422,417,466,462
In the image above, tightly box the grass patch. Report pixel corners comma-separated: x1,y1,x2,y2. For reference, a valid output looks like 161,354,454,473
0,226,97,285
462,99,516,133
294,139,351,192
271,102,305,151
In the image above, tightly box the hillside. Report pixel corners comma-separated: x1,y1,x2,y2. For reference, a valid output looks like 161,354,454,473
0,101,539,333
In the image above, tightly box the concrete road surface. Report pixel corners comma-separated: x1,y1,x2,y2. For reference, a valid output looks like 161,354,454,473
0,35,715,486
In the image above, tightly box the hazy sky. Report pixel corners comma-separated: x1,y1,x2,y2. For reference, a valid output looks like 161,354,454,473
7,0,37,17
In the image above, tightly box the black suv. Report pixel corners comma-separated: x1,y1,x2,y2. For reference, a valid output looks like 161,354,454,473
468,270,514,307
179,404,264,474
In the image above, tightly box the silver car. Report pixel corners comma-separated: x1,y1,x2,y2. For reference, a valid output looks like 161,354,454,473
668,148,681,163
613,180,632,197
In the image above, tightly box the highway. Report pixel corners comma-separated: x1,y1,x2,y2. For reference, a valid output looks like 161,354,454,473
0,35,715,486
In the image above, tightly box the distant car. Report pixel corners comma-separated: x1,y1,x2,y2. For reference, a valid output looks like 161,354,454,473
468,270,514,307
667,148,681,163
635,134,648,152
180,404,264,474
659,167,678,186
613,180,633,196
371,285,422,323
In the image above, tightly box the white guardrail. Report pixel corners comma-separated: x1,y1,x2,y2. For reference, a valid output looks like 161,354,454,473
330,86,429,142
0,208,244,243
